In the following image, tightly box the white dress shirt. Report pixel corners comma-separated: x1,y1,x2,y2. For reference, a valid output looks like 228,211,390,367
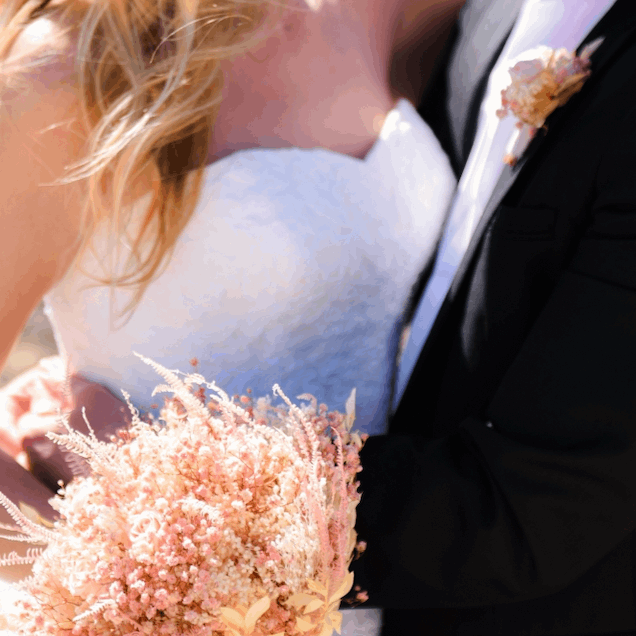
394,0,616,408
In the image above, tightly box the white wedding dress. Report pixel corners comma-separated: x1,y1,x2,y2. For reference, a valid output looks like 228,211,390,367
0,98,456,636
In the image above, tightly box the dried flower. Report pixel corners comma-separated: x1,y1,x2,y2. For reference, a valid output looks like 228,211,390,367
0,354,367,636
497,37,604,166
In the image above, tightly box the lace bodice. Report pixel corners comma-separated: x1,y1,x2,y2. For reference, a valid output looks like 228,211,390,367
43,99,455,437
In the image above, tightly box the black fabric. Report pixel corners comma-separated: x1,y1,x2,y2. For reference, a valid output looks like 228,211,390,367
458,27,512,174
344,1,636,634
424,0,524,172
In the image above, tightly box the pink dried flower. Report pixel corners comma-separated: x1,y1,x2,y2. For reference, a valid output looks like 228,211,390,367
0,354,367,636
497,38,604,166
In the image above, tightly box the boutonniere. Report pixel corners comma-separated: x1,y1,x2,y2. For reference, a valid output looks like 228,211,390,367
496,37,605,166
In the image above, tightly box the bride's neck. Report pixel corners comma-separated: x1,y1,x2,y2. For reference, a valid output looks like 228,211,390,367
207,0,401,163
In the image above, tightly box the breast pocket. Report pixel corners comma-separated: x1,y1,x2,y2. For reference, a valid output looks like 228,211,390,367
586,210,636,239
492,205,557,241
570,210,636,291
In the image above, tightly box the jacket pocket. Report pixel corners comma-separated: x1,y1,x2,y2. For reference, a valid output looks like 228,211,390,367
587,210,636,239
493,205,557,240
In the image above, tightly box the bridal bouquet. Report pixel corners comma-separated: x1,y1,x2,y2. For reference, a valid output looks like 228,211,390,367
0,354,368,636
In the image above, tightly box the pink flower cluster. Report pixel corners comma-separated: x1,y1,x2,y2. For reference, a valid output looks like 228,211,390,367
0,354,368,636
496,38,603,166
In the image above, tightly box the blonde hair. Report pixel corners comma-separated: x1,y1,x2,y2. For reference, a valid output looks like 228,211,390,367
0,0,281,320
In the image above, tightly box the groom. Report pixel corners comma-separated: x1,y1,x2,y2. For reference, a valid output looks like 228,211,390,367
344,0,636,635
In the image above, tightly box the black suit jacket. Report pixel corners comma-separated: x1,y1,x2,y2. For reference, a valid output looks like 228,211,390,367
344,1,636,634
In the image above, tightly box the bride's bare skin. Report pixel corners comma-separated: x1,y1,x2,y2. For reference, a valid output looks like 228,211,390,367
208,0,465,162
208,0,394,162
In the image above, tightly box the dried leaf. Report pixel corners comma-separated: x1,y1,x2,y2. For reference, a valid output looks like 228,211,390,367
244,595,271,633
218,607,244,629
328,571,354,605
580,36,604,60
346,527,357,555
319,621,334,636
303,598,324,614
285,592,317,608
306,579,327,597
295,616,315,632
329,610,343,635
345,389,356,417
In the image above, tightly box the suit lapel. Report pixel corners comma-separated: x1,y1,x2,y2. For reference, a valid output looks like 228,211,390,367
393,0,636,418
447,0,525,161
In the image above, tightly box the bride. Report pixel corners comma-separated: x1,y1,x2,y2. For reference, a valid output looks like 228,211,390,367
0,0,461,632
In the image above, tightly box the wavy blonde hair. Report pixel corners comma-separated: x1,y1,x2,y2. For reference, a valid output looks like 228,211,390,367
0,0,282,321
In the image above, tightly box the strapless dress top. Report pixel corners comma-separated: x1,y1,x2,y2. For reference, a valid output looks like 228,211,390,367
43,98,456,436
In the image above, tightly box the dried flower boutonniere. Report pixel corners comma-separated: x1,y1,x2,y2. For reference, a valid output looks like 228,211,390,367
497,37,604,166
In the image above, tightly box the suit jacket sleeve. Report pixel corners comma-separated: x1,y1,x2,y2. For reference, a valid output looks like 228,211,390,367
345,58,636,612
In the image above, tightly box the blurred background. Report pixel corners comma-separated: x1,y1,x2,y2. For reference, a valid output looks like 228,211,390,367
0,304,58,388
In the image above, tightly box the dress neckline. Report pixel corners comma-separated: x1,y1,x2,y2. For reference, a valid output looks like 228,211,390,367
200,98,413,175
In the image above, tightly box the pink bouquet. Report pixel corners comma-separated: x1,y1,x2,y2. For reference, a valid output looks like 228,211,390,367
0,354,368,636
